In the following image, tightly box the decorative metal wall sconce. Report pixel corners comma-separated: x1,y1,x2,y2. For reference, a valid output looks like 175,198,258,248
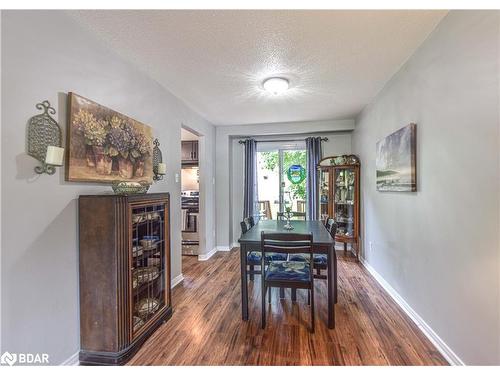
152,138,166,182
27,101,65,175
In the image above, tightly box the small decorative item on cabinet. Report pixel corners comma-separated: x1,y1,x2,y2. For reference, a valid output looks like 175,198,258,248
133,266,160,289
318,155,360,260
79,193,171,365
136,297,161,319
111,180,150,195
140,235,159,248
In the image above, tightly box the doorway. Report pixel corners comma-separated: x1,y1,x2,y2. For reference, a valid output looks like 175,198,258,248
256,143,307,220
181,128,200,260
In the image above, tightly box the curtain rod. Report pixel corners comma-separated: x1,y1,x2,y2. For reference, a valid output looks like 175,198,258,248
238,137,328,144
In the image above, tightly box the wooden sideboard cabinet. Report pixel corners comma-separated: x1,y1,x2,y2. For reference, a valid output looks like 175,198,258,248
78,193,172,365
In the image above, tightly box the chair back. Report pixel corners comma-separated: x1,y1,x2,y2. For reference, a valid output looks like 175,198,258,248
326,219,337,238
240,220,249,234
261,231,314,284
325,218,335,231
296,200,306,213
248,216,255,227
261,231,313,256
258,201,272,220
322,215,329,226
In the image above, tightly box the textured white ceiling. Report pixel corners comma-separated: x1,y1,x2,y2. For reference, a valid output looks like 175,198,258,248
69,10,447,126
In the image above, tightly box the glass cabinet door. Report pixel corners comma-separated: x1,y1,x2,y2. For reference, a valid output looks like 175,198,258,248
334,168,356,239
319,168,331,221
130,202,169,338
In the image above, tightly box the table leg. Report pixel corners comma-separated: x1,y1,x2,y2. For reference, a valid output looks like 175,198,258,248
240,244,249,321
334,249,338,304
327,245,336,329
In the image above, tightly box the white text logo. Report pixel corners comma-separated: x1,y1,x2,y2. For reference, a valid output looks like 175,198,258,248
0,351,49,366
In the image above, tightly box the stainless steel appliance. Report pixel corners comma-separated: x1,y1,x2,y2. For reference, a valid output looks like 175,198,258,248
181,190,199,255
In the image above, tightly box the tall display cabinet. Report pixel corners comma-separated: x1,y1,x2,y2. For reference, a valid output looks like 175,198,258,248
318,155,360,260
78,193,172,365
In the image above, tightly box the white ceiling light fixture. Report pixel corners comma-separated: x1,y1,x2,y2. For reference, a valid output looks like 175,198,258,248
262,77,290,95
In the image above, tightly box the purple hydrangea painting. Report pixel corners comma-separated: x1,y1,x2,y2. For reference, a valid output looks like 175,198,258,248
66,93,153,183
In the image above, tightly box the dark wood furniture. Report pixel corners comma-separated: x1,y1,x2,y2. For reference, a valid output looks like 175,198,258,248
181,140,198,164
240,218,287,282
318,155,360,260
238,220,336,329
261,232,315,332
289,219,337,282
78,193,172,365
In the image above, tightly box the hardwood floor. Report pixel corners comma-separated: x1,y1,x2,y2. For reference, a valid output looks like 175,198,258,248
128,249,447,365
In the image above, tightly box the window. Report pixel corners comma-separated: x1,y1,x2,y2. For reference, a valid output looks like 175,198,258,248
256,142,307,220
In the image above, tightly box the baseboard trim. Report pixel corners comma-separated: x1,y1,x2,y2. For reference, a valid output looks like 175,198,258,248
171,274,184,288
359,258,464,366
216,245,231,252
60,351,79,366
198,247,218,260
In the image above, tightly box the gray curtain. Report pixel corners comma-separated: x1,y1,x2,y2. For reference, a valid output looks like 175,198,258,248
243,139,258,221
306,137,322,220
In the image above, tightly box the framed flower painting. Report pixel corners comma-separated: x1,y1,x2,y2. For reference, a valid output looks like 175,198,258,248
66,93,154,183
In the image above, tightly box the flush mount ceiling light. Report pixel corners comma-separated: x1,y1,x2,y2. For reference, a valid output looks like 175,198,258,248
262,77,289,95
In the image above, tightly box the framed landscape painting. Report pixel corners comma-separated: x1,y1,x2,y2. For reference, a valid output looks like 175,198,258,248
376,123,417,192
66,93,154,183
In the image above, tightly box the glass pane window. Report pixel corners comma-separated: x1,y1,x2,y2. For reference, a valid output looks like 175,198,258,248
257,146,307,220
334,168,355,238
131,203,167,336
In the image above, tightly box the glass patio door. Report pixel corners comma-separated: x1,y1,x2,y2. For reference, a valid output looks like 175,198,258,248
257,147,307,220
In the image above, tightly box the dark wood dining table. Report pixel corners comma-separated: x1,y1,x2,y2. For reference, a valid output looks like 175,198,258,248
238,220,337,328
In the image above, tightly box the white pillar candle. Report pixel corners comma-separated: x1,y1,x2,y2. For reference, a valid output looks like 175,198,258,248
157,162,167,175
45,145,65,166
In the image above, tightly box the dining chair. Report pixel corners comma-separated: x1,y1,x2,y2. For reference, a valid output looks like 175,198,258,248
312,219,337,280
289,219,337,280
241,219,287,281
322,215,329,227
258,201,272,220
296,200,306,213
261,231,315,332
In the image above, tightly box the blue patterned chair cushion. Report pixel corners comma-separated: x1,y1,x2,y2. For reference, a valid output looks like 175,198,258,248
247,251,262,264
313,254,328,266
288,254,328,266
288,253,310,262
247,251,288,264
265,261,311,282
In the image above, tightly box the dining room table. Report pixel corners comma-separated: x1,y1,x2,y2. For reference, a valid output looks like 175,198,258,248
238,219,337,329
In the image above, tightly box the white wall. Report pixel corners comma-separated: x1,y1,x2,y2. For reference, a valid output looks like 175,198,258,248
215,119,355,248
352,11,500,365
1,10,216,364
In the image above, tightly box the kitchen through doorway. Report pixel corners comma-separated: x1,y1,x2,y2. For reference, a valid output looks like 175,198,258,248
181,128,200,262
